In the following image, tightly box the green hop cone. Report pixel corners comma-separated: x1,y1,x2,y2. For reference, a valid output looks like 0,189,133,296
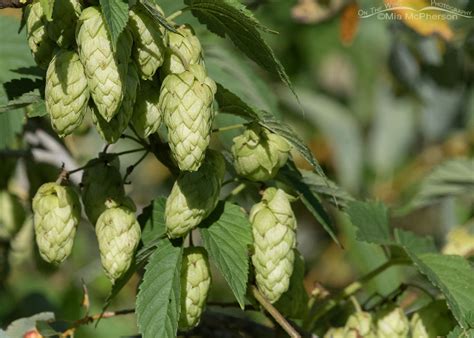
165,150,225,238
0,191,26,240
81,154,125,225
129,4,165,80
32,182,81,265
131,80,162,138
323,328,345,338
345,311,376,338
26,2,56,69
375,307,409,338
91,63,139,143
45,50,89,137
179,247,211,330
410,313,429,338
232,124,291,181
160,64,217,171
95,198,141,282
46,0,82,47
251,187,297,303
163,25,203,75
76,6,133,122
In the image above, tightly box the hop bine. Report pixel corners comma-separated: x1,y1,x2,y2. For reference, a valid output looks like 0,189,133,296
26,1,56,69
32,182,81,265
179,247,211,330
232,124,291,181
160,64,217,171
95,197,141,282
251,187,296,303
165,150,225,238
76,6,132,122
46,0,82,48
45,50,89,137
131,80,162,138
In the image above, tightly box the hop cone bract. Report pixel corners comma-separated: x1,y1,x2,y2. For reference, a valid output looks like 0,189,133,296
81,154,125,225
0,191,25,240
32,182,81,264
45,50,89,137
376,307,409,338
91,63,139,143
26,2,56,69
232,124,291,181
129,4,165,80
442,225,474,257
323,328,345,338
251,187,296,303
345,312,376,338
131,80,162,138
47,0,82,47
76,6,132,121
179,247,211,330
95,198,141,282
160,64,217,171
163,25,203,75
165,150,225,238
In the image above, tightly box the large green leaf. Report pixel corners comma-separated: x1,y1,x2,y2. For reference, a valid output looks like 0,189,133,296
346,200,392,245
136,239,183,338
448,326,474,338
199,201,252,308
99,0,129,49
184,0,294,92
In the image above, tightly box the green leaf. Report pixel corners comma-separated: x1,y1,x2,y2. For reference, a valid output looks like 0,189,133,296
139,197,167,246
137,239,183,338
0,111,24,149
274,251,308,319
199,201,252,309
99,0,129,49
277,162,339,245
184,0,294,92
448,326,474,338
404,158,474,211
406,253,474,328
346,201,392,245
3,78,44,101
40,0,55,21
394,229,437,255
140,0,178,33
0,93,42,114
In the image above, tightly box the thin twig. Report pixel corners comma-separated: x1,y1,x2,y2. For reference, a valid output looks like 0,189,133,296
224,182,246,200
212,124,245,133
123,151,150,184
166,9,183,21
121,134,148,147
251,286,301,338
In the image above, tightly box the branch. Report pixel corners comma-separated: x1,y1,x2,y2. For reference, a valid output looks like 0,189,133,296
0,0,31,9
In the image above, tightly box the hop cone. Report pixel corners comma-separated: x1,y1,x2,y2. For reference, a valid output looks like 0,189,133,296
163,25,203,75
232,124,291,181
251,187,296,303
179,247,211,330
0,191,26,240
45,50,89,137
95,198,141,282
410,313,429,338
160,64,217,171
32,182,81,264
46,0,82,47
91,63,139,143
131,80,162,138
81,154,125,225
323,328,345,338
376,307,409,338
26,2,56,69
76,6,132,121
345,312,376,338
165,150,225,238
442,225,474,257
129,4,165,80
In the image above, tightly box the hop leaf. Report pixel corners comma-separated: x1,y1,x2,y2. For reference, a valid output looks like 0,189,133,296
179,247,211,330
32,182,81,265
76,6,132,121
46,0,82,47
45,50,89,137
160,64,217,171
81,154,125,225
131,80,162,138
375,307,410,338
129,4,165,80
165,150,225,238
251,187,297,303
0,191,26,240
91,63,139,143
163,25,203,75
26,2,56,69
95,197,141,282
232,124,291,181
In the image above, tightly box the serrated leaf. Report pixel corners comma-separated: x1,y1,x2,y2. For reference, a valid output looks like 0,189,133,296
448,326,474,338
140,0,178,33
184,0,294,93
99,0,129,49
394,228,436,254
40,0,55,21
347,200,392,245
0,93,41,114
199,201,252,309
277,162,339,245
137,239,183,338
274,250,308,319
